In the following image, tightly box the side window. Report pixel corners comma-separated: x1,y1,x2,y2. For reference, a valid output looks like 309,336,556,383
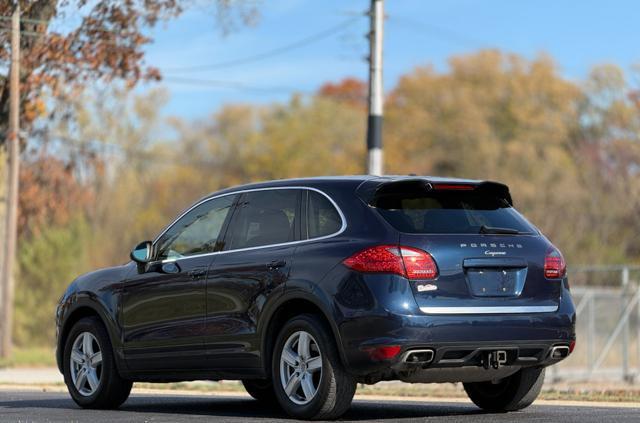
307,191,342,239
155,195,236,260
225,190,300,250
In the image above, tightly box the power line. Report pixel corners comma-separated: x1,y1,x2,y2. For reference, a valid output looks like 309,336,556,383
388,15,490,49
0,26,141,48
0,13,143,45
42,133,223,168
0,26,45,38
162,76,372,100
0,15,363,73
0,15,51,25
162,76,311,95
0,31,311,95
0,14,128,36
164,16,361,73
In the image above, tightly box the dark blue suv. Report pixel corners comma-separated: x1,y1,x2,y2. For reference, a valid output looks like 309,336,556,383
56,176,576,420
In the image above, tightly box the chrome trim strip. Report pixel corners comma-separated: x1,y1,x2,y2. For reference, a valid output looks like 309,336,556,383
419,305,558,315
151,186,347,264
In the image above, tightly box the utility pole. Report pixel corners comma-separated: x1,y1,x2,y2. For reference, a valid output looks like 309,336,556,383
1,2,20,358
366,0,384,175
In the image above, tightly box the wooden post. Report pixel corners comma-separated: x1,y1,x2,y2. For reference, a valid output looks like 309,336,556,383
0,2,20,358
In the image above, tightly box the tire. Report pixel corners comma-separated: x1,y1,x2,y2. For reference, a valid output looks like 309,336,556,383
271,314,356,420
242,379,277,403
463,367,545,412
63,316,133,409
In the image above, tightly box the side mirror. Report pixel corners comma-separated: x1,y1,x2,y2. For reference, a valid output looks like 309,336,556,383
130,241,153,264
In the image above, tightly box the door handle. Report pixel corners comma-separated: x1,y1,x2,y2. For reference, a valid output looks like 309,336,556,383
188,269,206,279
267,260,286,270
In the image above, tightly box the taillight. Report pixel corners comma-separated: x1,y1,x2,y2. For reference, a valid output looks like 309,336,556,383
343,245,438,280
401,247,439,279
544,248,566,279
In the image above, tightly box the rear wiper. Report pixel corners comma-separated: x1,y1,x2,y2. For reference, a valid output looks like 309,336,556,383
479,225,521,235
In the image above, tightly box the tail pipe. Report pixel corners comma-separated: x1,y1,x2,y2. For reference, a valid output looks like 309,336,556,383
549,345,570,359
402,349,435,364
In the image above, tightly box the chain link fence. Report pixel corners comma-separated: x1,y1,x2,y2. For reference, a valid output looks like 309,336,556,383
549,265,640,383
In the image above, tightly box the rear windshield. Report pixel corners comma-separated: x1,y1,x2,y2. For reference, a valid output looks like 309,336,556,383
372,189,535,234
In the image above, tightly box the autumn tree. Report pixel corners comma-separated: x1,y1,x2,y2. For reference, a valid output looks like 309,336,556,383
0,1,258,351
19,156,93,237
570,65,640,262
12,50,640,347
0,0,259,243
318,77,367,109
385,50,640,264
0,1,258,136
0,0,259,253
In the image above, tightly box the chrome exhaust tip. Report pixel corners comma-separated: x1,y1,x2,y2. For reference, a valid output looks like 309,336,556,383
402,349,434,364
550,345,570,359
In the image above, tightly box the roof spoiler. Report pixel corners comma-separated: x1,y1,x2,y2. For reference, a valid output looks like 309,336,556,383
358,178,513,206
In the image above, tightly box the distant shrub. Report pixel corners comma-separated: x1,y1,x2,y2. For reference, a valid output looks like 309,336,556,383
14,216,92,347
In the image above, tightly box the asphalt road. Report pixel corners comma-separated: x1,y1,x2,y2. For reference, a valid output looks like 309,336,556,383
0,390,638,423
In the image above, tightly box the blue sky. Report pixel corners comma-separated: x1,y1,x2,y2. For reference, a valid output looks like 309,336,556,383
141,0,640,119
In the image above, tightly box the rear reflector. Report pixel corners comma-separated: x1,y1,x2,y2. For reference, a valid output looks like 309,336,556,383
343,245,438,280
569,340,576,354
361,345,402,361
544,248,566,279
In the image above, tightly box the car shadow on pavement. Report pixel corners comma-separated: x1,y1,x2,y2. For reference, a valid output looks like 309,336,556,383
0,393,486,421
127,396,484,420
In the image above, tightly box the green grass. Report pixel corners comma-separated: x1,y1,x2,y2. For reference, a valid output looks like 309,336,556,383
0,347,56,368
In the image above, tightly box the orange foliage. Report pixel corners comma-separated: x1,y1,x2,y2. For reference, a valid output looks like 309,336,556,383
0,1,256,136
318,77,367,109
19,157,94,237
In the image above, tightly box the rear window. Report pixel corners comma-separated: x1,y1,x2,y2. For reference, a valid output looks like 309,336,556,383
372,189,534,234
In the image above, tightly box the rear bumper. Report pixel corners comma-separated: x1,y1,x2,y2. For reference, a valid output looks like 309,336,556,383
333,275,576,381
389,340,570,383
342,324,574,383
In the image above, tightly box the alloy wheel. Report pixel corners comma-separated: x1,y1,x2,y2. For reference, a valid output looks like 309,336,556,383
70,332,102,396
279,330,323,405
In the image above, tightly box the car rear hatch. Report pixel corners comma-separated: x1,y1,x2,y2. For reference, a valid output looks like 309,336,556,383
362,178,562,314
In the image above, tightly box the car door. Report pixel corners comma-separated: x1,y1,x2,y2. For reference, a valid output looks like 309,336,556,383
122,194,237,371
205,188,301,369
